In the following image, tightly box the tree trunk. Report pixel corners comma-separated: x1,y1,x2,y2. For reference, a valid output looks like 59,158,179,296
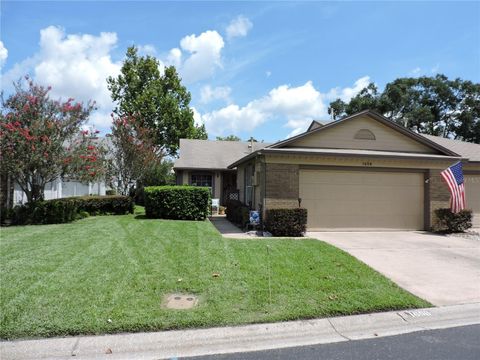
24,179,45,203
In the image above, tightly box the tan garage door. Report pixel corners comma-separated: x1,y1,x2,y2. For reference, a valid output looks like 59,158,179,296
465,175,480,228
299,169,424,231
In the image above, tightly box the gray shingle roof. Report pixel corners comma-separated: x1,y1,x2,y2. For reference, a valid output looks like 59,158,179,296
174,139,272,170
422,135,480,162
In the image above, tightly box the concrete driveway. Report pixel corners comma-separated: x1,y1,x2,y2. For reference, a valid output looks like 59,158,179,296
307,231,480,306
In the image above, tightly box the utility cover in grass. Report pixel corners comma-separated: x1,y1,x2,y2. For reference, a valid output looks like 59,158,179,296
163,294,198,309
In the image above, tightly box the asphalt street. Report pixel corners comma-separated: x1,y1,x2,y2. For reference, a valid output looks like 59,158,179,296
187,324,480,360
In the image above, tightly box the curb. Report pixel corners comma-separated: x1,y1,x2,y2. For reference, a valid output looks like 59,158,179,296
2,303,480,360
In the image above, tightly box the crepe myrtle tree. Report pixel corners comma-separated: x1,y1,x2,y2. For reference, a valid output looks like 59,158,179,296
0,77,107,203
107,114,160,196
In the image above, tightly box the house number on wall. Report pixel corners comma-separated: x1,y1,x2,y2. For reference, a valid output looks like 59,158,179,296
362,161,373,166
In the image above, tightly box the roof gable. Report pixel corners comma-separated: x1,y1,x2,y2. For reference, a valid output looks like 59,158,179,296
271,110,459,156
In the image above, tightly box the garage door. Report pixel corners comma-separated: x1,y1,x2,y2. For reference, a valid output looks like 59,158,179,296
465,175,480,228
299,169,424,231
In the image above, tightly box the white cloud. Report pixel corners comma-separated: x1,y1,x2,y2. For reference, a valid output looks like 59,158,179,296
200,81,325,136
325,76,371,102
200,85,231,104
199,77,370,137
2,26,121,130
178,30,224,83
191,106,204,127
0,41,7,68
410,67,422,76
137,44,157,56
226,15,253,40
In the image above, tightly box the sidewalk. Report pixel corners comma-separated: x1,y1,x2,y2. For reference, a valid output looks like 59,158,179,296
209,216,251,238
2,303,479,360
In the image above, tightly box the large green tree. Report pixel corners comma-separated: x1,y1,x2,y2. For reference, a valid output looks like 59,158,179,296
328,75,480,143
107,46,207,157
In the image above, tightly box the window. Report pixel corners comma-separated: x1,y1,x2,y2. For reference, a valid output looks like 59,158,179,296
244,164,255,207
191,174,212,188
354,129,376,140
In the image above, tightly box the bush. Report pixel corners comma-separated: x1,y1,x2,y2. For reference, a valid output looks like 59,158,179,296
1,207,14,225
13,198,79,225
433,208,472,233
144,186,210,220
225,200,250,226
265,208,308,237
75,195,134,215
11,195,133,225
105,189,116,196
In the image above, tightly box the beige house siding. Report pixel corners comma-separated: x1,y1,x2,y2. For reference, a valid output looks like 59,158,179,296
465,174,480,228
286,116,439,154
264,153,454,170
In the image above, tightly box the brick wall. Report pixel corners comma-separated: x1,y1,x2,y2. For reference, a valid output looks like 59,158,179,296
264,163,299,209
429,169,450,228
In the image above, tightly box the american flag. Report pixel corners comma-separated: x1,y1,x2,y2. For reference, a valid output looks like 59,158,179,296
440,162,466,213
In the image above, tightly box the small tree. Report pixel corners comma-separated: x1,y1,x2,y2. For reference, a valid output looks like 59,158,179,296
0,77,106,203
107,114,159,196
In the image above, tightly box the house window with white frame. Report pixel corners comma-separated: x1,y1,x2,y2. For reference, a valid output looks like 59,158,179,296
191,174,213,192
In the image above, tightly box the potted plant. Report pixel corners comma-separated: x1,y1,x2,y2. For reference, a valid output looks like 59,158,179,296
219,206,226,215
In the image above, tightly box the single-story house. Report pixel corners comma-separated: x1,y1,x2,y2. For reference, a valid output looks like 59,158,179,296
174,139,272,204
174,110,480,230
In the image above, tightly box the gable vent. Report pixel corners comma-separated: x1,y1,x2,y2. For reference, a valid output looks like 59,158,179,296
354,129,376,140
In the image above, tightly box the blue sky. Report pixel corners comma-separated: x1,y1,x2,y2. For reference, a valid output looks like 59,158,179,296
1,1,479,142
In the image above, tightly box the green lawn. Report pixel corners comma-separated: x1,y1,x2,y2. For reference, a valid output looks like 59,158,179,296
0,208,430,339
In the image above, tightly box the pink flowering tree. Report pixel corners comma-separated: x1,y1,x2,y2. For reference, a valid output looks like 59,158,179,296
107,114,159,196
0,77,106,203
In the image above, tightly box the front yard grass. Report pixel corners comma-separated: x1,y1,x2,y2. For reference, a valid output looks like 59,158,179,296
0,207,430,339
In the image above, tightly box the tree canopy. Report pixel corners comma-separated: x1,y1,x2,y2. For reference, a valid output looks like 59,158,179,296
216,135,241,141
327,74,480,143
107,46,207,157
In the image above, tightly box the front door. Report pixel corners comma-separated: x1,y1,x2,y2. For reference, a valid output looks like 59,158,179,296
222,171,237,205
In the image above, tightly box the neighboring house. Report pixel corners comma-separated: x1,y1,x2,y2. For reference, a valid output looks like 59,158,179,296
174,110,480,230
11,137,112,205
174,139,272,204
13,178,107,205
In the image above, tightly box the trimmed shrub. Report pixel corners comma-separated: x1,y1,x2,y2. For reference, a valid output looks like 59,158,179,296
1,207,15,225
225,200,250,226
12,195,133,225
144,186,210,220
75,195,134,215
13,198,79,225
105,189,116,196
265,208,308,237
433,208,472,233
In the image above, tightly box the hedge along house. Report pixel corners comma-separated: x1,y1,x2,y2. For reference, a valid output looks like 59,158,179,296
174,139,272,205
225,110,480,231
